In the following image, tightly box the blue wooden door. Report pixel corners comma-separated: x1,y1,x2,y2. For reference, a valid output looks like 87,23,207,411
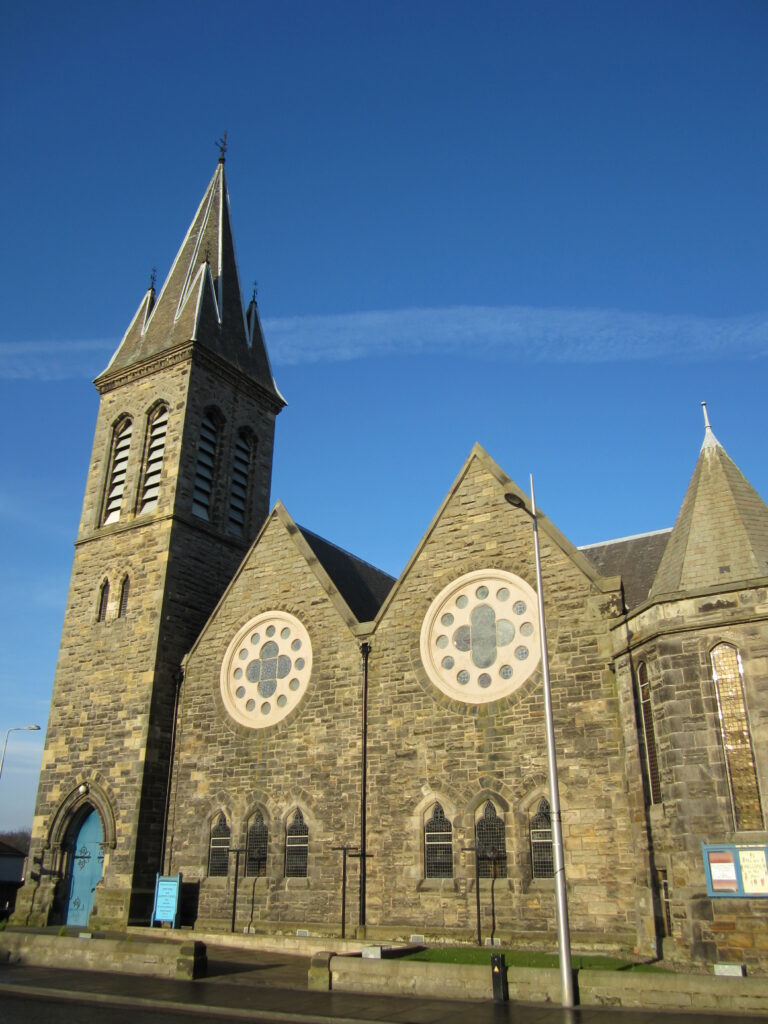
66,809,104,927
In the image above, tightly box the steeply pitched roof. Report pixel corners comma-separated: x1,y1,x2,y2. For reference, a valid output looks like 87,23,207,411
298,526,395,622
649,419,768,597
580,529,671,609
98,160,282,401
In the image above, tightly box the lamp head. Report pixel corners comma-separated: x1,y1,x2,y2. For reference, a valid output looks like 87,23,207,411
504,492,526,509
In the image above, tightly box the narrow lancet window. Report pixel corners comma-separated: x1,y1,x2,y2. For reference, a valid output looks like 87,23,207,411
711,643,763,831
139,405,168,513
424,802,453,878
97,580,110,622
103,419,132,524
193,414,218,520
475,801,507,877
245,812,268,877
228,434,251,536
285,808,309,878
530,798,554,878
118,576,130,618
208,813,231,876
637,662,662,805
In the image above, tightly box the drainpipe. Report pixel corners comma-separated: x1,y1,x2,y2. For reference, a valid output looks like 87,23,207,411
161,666,184,875
359,641,371,928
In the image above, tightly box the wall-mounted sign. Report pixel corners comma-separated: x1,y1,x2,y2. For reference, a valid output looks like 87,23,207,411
703,844,768,899
151,872,183,926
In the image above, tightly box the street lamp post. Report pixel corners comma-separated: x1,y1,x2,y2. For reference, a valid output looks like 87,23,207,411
0,725,41,783
505,478,574,1009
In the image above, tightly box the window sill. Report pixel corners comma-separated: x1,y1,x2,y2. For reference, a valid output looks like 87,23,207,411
283,877,310,889
417,878,455,892
526,877,555,892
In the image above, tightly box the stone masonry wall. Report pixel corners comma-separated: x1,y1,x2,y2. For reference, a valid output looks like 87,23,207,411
618,585,768,972
366,454,650,952
167,512,365,933
16,346,278,929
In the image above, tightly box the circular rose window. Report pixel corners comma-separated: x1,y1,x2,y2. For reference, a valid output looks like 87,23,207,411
420,569,541,704
220,611,312,728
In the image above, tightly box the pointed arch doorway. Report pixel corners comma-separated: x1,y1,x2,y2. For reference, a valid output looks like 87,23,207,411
64,807,104,926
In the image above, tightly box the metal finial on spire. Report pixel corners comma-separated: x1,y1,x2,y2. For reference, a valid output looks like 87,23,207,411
149,267,157,292
204,245,210,264
700,400,721,452
251,280,258,305
216,130,228,163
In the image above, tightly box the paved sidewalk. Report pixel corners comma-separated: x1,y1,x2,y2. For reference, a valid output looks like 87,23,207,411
0,946,757,1024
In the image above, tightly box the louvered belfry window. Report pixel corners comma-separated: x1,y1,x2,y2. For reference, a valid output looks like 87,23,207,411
208,813,231,877
245,812,268,877
192,414,217,520
284,809,309,878
530,799,555,878
228,434,251,536
711,643,763,831
637,663,662,805
475,801,507,878
424,802,453,878
139,405,168,513
103,419,132,524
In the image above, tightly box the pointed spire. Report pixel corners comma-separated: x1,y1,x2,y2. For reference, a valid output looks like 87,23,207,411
650,407,768,596
98,159,282,401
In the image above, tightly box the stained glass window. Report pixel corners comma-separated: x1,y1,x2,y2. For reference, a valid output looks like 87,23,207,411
530,799,554,879
476,801,507,878
711,644,763,831
285,809,308,878
636,662,662,805
245,812,268,877
208,813,230,877
425,803,453,878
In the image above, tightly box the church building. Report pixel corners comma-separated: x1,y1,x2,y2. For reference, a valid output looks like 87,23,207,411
15,154,768,973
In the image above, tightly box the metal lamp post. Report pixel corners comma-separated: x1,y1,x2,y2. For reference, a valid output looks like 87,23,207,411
505,477,574,1008
0,725,41,783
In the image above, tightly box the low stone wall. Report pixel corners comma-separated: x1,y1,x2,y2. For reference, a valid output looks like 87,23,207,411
579,969,768,1015
322,956,768,1013
0,932,206,980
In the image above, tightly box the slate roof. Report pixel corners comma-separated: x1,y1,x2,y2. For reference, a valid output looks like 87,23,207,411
298,526,395,623
580,529,671,610
650,423,768,597
98,159,282,402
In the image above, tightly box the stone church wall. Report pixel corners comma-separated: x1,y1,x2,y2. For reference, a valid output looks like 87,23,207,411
167,514,365,932
365,455,651,952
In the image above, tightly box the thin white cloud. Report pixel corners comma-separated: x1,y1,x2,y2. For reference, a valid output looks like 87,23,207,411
2,305,767,380
263,306,768,364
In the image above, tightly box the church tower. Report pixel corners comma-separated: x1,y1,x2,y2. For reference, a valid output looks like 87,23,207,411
16,152,284,927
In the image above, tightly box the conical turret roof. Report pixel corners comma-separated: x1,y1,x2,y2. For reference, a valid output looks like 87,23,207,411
98,159,281,399
649,408,768,597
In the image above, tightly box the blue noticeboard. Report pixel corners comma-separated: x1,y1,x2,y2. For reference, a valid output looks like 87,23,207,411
151,872,182,927
702,843,768,899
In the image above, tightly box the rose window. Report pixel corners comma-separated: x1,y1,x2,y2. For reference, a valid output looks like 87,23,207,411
420,569,541,703
220,611,312,728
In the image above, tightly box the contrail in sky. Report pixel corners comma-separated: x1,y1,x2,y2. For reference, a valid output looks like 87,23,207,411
2,305,766,380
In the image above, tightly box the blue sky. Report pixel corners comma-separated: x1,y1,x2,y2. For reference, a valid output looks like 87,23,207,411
1,1,766,829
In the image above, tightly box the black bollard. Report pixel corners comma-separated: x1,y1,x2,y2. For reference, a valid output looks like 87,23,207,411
491,953,509,1002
